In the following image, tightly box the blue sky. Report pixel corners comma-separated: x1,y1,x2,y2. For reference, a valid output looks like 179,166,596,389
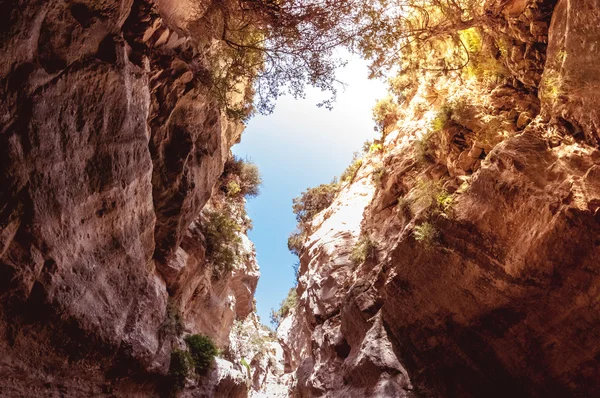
233,54,387,326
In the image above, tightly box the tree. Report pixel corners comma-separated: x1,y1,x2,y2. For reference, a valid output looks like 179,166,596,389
206,0,487,116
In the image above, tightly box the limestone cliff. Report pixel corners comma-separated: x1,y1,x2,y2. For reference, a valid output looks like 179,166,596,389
279,0,600,396
0,0,262,396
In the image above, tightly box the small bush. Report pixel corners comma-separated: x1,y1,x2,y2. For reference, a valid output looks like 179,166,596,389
413,179,453,214
201,210,242,279
221,156,262,198
372,167,385,187
458,28,508,84
292,181,339,225
287,231,305,257
169,349,193,392
389,72,416,104
163,299,184,337
373,95,399,136
279,288,297,318
341,157,363,183
540,70,563,103
414,130,436,163
397,197,412,219
436,189,454,211
350,236,377,265
413,222,439,245
431,104,453,132
270,288,298,328
185,334,218,375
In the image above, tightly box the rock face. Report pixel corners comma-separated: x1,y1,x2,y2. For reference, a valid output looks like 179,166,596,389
0,0,258,396
279,0,600,397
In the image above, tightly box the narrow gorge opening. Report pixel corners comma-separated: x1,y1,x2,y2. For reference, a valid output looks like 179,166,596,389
1,0,600,397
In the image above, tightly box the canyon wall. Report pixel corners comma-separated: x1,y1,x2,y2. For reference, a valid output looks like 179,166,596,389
0,0,264,396
280,0,600,396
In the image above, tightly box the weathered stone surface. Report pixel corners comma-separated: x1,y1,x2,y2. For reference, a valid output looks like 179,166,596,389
0,0,256,396
541,0,600,145
277,2,600,396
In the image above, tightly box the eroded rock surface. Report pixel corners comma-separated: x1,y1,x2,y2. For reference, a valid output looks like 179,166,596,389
0,0,258,396
278,0,600,396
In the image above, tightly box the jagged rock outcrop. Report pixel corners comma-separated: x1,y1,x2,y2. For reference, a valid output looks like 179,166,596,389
279,0,600,396
0,0,259,396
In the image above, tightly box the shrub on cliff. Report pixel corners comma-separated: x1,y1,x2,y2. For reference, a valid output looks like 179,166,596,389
372,166,385,187
167,334,218,393
168,349,194,392
414,130,437,163
287,231,305,257
413,222,439,245
341,156,363,183
185,334,219,375
373,95,399,137
270,288,298,328
350,235,378,265
292,181,340,225
162,299,184,338
397,196,412,219
200,209,242,279
221,156,262,199
412,179,454,215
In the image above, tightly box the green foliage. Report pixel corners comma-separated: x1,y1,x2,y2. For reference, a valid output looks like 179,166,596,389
459,27,508,84
270,288,298,328
413,179,454,214
436,189,454,211
541,70,563,103
369,143,384,153
279,288,298,318
373,95,399,136
169,349,193,392
496,37,510,58
205,0,488,117
185,334,218,375
341,157,363,183
431,104,453,132
389,72,416,103
413,222,439,245
240,358,251,376
292,181,340,225
397,196,412,219
417,99,468,163
201,210,242,280
372,167,385,187
163,299,184,338
414,130,436,163
287,231,305,257
460,27,482,55
350,236,377,265
226,180,242,197
221,156,262,199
